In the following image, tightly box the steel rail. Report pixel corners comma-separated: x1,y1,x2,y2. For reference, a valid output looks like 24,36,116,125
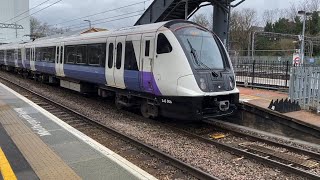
204,119,320,161
166,121,320,180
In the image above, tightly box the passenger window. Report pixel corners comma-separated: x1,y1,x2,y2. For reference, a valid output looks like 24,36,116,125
88,44,100,65
18,49,21,61
48,47,55,62
157,33,172,54
66,46,75,64
100,44,106,67
36,48,42,61
26,49,30,60
116,42,122,69
124,41,138,71
108,43,114,68
0,51,3,60
76,45,87,64
145,40,150,56
88,44,106,66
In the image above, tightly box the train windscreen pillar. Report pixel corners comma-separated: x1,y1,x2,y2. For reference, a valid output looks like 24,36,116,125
212,3,229,47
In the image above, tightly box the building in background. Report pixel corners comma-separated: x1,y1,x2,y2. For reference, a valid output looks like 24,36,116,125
0,0,30,43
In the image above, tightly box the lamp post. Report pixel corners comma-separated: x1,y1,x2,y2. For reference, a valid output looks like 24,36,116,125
84,20,92,29
298,10,312,64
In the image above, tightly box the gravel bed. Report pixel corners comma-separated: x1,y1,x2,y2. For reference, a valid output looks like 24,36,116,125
0,71,306,180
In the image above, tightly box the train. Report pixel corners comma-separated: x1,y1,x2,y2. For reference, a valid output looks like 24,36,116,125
0,20,239,120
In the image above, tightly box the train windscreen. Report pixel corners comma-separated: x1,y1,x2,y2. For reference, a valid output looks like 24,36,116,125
175,26,225,70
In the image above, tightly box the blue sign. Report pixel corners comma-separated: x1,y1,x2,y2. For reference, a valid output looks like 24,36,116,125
309,58,315,63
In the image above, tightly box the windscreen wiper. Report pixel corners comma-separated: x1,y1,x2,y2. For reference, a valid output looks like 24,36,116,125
187,39,220,77
187,39,201,67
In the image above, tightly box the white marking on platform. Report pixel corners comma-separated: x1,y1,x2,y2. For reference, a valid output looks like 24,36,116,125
0,83,157,180
14,108,51,136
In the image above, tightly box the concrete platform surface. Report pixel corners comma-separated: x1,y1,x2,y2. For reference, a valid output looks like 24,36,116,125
238,87,320,131
0,83,156,180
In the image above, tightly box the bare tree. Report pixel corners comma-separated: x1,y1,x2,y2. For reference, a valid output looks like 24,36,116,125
229,8,258,54
31,17,70,38
285,0,320,21
191,13,210,29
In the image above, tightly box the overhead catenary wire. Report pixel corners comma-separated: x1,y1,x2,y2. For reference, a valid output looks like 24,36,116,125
50,0,150,27
14,0,63,24
1,0,51,24
3,13,143,43
68,13,143,30
62,10,145,29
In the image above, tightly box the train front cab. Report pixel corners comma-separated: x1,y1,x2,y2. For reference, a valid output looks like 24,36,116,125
156,21,240,120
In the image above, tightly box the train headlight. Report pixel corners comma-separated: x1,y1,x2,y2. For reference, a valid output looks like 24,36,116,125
200,78,207,90
229,76,235,90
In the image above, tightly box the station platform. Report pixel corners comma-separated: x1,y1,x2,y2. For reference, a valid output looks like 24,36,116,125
0,83,156,180
239,87,320,132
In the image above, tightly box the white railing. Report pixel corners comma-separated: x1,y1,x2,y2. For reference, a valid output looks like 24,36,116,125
289,66,320,112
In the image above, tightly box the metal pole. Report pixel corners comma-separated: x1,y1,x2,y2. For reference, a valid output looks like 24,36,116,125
247,31,251,57
84,20,92,29
301,14,306,64
251,31,255,60
15,23,18,38
185,0,188,20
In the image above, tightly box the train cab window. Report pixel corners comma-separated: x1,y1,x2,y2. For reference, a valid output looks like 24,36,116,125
76,45,87,64
66,46,76,64
108,43,114,68
116,42,122,69
124,41,138,71
157,33,172,54
145,40,150,56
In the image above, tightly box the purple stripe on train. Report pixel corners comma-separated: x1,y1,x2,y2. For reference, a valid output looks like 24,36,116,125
123,70,162,96
142,71,162,96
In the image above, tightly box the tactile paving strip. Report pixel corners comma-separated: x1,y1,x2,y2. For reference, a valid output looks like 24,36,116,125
0,105,81,180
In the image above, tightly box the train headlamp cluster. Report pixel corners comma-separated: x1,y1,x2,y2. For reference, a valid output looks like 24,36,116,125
200,78,207,90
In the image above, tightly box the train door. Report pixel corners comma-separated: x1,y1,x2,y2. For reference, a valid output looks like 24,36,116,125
14,48,18,67
30,47,36,71
21,46,26,68
114,36,126,89
140,33,156,93
106,37,116,87
55,43,65,77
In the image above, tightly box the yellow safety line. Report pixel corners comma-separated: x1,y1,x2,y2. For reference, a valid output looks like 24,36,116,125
0,147,17,180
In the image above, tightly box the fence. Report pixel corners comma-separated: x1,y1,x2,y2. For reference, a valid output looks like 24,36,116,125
231,57,291,90
289,66,320,111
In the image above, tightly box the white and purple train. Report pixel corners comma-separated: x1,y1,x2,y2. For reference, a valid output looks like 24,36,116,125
0,20,239,120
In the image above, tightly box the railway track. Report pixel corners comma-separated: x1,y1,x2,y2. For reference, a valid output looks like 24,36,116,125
0,76,218,180
165,120,320,180
2,73,320,179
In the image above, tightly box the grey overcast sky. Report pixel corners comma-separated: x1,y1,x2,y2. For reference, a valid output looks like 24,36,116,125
29,0,303,30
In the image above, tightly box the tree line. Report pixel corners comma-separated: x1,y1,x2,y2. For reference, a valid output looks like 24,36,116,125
192,0,320,57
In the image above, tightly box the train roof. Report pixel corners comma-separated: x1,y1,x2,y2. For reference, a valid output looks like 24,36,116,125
28,21,170,46
0,20,198,49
